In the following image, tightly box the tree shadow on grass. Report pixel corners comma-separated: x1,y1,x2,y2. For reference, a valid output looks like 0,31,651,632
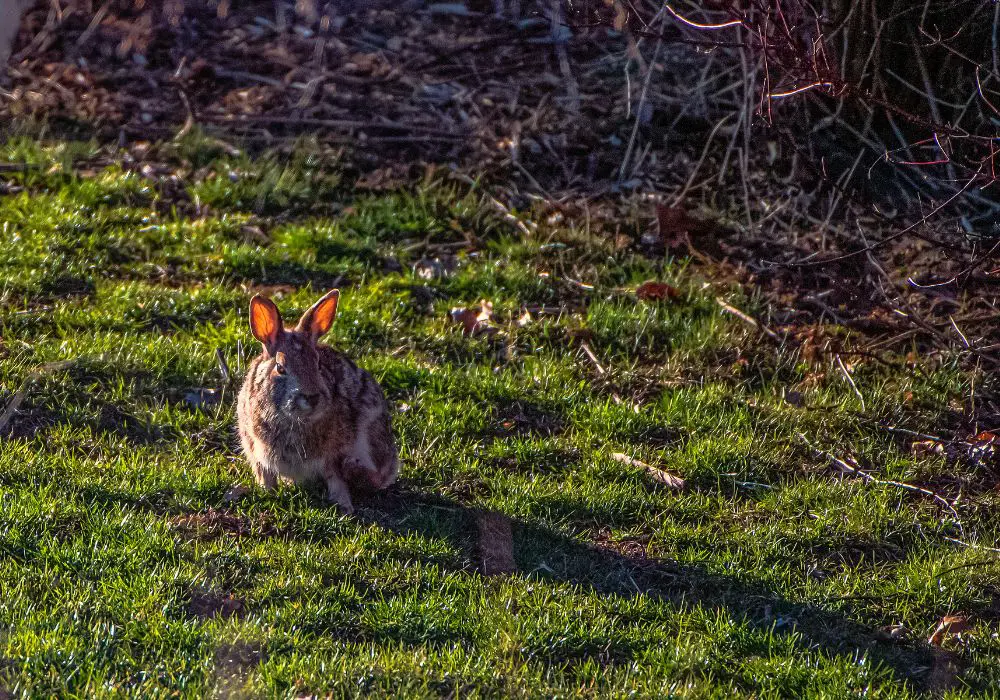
22,471,955,694
351,486,944,695
1,362,237,450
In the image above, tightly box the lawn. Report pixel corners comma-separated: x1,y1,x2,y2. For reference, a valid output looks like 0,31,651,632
1,134,998,698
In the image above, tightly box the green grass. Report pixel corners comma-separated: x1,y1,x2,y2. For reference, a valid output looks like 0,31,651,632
1,134,999,698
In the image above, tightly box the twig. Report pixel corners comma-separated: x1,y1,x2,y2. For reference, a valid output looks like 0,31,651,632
875,422,973,448
0,386,27,435
834,354,866,411
448,170,536,236
550,0,579,114
943,536,1000,555
75,1,110,50
173,90,195,143
579,342,606,375
671,113,734,206
206,114,463,138
716,297,782,341
798,433,963,529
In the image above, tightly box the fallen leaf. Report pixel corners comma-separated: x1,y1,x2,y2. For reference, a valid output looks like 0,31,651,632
222,485,251,504
974,431,999,444
876,624,908,641
449,300,496,337
476,511,517,576
611,452,685,490
929,615,971,646
636,280,680,302
656,204,694,250
516,308,533,327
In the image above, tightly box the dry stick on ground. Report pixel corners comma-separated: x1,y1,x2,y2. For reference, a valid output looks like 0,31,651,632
173,90,195,143
579,342,606,375
610,452,685,490
578,341,627,406
448,170,536,237
943,536,1000,555
797,433,964,532
0,385,27,435
834,354,866,411
549,0,579,115
715,297,783,342
866,243,1000,368
74,2,110,50
873,422,975,448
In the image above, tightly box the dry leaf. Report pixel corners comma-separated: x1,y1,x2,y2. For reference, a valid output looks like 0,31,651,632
636,280,680,302
222,485,251,504
974,431,999,444
516,308,533,327
611,452,685,490
929,615,971,646
653,203,725,258
476,511,517,576
655,204,695,251
449,300,496,337
876,624,908,641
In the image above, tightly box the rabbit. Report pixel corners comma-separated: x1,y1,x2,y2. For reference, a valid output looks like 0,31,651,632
236,289,399,514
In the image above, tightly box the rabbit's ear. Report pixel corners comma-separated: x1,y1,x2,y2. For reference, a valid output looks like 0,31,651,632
249,294,283,353
297,289,340,342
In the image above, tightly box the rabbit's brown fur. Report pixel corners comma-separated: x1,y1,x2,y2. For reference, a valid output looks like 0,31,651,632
236,290,398,513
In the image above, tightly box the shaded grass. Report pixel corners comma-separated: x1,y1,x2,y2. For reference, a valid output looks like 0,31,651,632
0,135,999,697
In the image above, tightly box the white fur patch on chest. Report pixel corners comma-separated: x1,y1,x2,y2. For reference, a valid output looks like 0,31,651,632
255,445,326,483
